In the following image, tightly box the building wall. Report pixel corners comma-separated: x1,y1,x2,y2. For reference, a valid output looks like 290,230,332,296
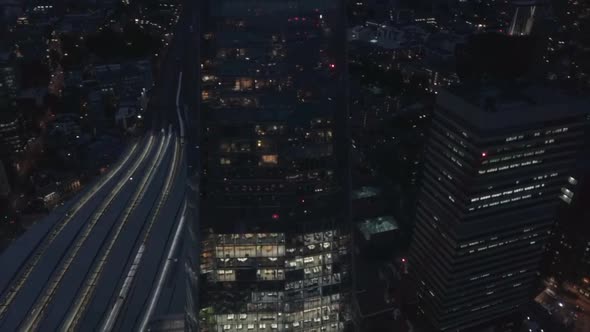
0,64,18,101
188,1,351,332
0,112,26,155
409,89,589,331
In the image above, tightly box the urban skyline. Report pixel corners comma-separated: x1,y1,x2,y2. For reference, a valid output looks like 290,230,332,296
0,1,589,332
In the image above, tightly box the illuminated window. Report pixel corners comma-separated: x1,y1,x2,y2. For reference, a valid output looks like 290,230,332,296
257,269,285,280
202,75,217,82
217,269,235,281
261,154,278,165
220,143,231,152
221,96,249,108
233,78,253,91
220,158,231,165
239,143,250,152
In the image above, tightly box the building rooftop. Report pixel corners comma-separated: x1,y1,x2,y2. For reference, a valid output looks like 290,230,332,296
94,60,152,98
357,215,399,241
437,84,590,131
146,314,184,332
352,186,381,200
56,12,104,34
348,22,429,50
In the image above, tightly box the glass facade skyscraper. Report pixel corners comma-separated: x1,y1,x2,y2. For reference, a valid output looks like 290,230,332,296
186,1,350,331
508,0,545,36
409,85,590,331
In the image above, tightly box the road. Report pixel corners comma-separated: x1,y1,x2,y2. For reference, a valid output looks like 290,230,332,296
0,3,191,331
534,282,590,332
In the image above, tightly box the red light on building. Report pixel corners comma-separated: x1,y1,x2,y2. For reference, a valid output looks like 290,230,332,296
272,213,280,220
481,152,487,157
329,63,335,69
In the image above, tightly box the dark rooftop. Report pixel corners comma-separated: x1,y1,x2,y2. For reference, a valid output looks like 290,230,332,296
437,84,590,131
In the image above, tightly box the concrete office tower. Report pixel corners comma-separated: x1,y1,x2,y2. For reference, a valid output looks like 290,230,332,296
408,84,590,331
186,1,350,331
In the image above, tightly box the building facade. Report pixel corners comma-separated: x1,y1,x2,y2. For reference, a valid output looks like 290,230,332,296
409,85,590,331
508,0,548,36
186,1,350,331
0,112,26,155
0,61,18,102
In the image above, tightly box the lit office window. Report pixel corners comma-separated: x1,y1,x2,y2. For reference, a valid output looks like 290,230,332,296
261,154,278,165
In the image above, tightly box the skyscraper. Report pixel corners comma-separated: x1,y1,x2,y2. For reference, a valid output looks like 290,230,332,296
0,60,18,103
409,85,590,331
186,1,350,331
508,0,548,36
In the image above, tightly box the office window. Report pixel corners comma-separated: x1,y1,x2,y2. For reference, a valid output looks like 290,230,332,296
261,154,278,165
234,78,254,91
